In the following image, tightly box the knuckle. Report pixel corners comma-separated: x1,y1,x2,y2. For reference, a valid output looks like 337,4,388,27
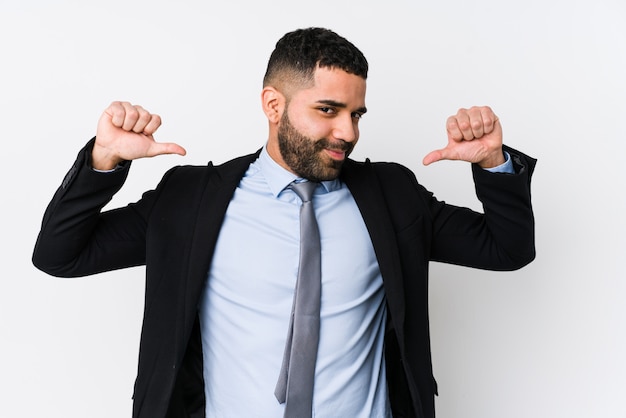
138,111,151,122
126,108,139,120
109,101,123,113
458,120,471,131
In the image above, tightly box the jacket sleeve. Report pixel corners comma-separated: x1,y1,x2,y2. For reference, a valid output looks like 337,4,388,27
32,138,157,277
426,145,536,270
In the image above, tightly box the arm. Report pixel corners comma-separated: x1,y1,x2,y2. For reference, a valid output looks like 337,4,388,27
426,146,536,270
421,106,536,269
32,102,185,277
32,139,145,276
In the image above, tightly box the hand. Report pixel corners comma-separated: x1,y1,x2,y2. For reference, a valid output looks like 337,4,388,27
422,106,504,169
92,101,186,170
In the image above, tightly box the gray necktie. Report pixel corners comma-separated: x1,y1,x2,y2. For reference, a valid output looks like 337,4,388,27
275,181,321,418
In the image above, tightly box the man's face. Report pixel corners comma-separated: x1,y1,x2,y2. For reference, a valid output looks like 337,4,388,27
273,67,367,181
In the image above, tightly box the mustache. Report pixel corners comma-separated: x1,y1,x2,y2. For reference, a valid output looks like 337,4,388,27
315,138,353,153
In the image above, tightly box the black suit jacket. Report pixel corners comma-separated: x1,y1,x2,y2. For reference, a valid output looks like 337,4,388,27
33,139,536,418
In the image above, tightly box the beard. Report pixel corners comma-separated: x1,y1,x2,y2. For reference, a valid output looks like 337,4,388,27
277,111,354,182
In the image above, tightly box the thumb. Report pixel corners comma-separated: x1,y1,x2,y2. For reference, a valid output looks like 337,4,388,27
422,148,446,166
147,141,187,158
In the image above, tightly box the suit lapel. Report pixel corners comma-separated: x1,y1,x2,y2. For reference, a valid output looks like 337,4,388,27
184,152,261,315
181,154,407,341
341,160,406,338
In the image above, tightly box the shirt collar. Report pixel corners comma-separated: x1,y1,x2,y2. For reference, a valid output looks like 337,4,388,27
258,146,342,197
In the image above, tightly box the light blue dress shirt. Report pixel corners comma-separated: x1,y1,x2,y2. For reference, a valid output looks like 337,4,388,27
197,148,513,417
198,147,390,417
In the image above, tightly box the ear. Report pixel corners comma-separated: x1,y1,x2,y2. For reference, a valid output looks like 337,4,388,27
261,86,285,124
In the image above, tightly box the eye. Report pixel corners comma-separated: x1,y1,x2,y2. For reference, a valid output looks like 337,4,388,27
318,107,336,115
352,112,364,120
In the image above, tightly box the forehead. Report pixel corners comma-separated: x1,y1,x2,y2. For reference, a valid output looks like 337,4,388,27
291,66,367,107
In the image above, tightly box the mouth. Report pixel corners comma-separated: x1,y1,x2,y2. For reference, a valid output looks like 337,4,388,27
324,148,347,161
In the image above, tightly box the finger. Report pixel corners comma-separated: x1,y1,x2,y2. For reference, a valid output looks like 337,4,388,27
468,106,484,139
106,101,127,128
120,102,141,132
130,105,153,134
456,108,474,140
446,115,464,142
479,106,497,135
448,109,474,141
142,113,162,135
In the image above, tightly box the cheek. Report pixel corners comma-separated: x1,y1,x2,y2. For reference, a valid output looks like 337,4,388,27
300,119,333,140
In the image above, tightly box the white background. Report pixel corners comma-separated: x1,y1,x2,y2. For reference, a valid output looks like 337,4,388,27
1,1,625,417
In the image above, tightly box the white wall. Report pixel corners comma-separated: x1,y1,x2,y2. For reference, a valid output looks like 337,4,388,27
1,1,624,417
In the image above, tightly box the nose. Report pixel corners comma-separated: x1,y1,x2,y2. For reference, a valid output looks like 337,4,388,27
331,115,359,144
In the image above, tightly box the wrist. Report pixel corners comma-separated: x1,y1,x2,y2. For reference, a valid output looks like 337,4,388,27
91,145,123,171
478,150,506,169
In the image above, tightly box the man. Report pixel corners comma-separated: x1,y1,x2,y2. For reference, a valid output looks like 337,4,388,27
33,27,536,418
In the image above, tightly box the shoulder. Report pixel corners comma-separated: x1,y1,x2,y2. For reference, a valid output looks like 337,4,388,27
162,151,260,182
146,151,260,201
343,158,419,188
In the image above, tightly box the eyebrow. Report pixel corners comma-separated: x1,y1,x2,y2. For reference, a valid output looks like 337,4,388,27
316,99,368,114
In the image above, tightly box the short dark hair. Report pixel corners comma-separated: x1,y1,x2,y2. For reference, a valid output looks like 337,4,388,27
263,27,368,90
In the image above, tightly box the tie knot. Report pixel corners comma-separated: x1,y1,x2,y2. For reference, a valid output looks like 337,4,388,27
290,181,317,203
